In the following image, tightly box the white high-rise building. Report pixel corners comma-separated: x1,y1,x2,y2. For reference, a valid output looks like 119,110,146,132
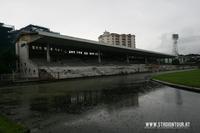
98,31,136,48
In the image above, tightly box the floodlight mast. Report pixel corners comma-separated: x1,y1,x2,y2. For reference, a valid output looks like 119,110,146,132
172,34,179,57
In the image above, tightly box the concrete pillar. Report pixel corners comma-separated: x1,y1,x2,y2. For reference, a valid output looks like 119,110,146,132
182,57,185,64
145,57,148,64
126,55,129,64
26,43,29,59
158,58,161,65
47,44,50,62
165,58,168,64
98,50,101,63
12,71,15,82
160,58,162,64
170,58,172,64
168,58,170,64
163,58,166,64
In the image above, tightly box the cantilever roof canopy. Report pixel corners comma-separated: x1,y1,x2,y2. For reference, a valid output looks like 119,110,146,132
27,31,175,58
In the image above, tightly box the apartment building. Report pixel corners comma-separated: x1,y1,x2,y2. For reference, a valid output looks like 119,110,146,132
98,31,135,48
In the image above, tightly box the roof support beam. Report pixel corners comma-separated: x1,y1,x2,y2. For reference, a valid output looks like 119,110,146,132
98,50,101,63
126,55,129,64
47,44,51,62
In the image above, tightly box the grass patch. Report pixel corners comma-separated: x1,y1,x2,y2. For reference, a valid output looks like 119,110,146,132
153,69,200,88
0,115,27,133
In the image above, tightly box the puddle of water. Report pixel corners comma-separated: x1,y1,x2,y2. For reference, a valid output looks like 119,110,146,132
0,74,200,133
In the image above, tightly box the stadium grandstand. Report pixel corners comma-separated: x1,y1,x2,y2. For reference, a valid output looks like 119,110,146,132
15,25,175,80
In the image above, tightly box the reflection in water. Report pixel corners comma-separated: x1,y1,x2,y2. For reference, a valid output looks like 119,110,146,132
30,90,103,113
175,89,183,105
0,75,160,117
30,86,142,114
0,74,200,133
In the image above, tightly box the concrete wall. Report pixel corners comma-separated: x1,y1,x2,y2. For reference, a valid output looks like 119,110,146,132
16,41,39,78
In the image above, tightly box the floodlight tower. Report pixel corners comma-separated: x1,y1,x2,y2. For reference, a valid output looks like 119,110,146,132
172,34,179,56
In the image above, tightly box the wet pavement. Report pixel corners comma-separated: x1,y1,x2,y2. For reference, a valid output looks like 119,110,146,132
0,73,200,133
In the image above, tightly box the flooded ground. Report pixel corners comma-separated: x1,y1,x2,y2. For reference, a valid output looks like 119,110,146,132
0,73,200,133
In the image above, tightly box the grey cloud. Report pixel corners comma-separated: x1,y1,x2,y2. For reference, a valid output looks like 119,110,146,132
0,0,200,54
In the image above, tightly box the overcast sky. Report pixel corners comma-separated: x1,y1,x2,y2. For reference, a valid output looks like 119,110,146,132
1,0,200,55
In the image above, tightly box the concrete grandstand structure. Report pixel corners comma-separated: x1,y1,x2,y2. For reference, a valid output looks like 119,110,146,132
15,26,175,79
